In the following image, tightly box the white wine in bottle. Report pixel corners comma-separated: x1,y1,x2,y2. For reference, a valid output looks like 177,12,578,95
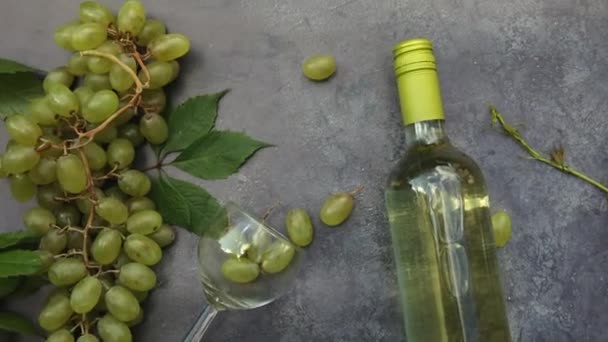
385,38,511,342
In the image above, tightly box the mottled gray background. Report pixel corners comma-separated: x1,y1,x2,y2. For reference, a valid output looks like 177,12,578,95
1,0,607,341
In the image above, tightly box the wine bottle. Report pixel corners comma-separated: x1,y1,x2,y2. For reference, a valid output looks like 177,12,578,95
385,38,511,341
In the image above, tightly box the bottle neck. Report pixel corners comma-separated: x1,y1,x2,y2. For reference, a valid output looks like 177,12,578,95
404,120,448,148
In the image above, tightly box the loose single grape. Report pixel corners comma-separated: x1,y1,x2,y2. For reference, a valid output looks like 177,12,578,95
148,33,191,61
91,228,123,265
113,251,132,268
56,205,82,228
82,141,107,171
39,229,68,255
139,60,174,89
302,55,337,81
54,21,79,50
77,334,99,342
67,53,90,76
105,285,141,322
43,67,74,92
221,257,260,284
126,209,161,235
113,102,137,126
79,1,114,26
148,224,175,248
118,123,144,146
9,174,36,202
3,145,40,174
97,197,129,225
126,309,144,327
71,22,107,51
56,154,87,194
107,138,135,169
46,84,79,117
137,19,166,46
105,185,129,201
48,258,87,287
83,89,120,123
141,89,166,114
24,207,56,235
117,0,146,36
97,314,132,342
76,187,105,214
126,196,156,213
123,234,162,266
93,124,118,143
66,229,88,250
28,97,57,126
28,157,57,185
286,208,314,247
118,169,151,197
110,54,137,92
5,115,42,147
320,192,355,226
88,41,122,74
261,241,295,274
38,289,73,331
73,86,95,108
139,113,168,144
35,250,55,272
37,184,63,210
491,210,512,248
84,73,112,91
118,262,157,291
46,328,74,342
70,276,102,314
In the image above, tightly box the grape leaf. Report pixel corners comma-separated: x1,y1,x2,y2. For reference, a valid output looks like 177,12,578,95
171,131,271,180
0,250,42,278
0,231,38,250
0,58,36,74
0,278,20,299
160,90,228,156
0,311,37,335
149,173,225,236
0,72,43,119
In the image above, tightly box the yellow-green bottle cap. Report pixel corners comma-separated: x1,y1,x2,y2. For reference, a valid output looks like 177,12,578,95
393,38,445,125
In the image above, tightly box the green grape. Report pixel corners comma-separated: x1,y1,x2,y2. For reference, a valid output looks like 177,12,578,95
67,53,90,76
113,102,137,126
54,21,79,50
118,169,150,197
97,314,132,342
46,328,75,342
56,205,82,228
91,228,122,265
80,1,114,26
118,123,144,146
71,23,107,51
48,257,87,287
131,289,148,303
117,0,146,36
221,257,260,284
124,234,162,266
70,276,102,314
28,157,57,185
9,174,36,202
95,276,112,312
126,309,144,327
118,262,156,291
96,197,129,224
139,60,174,89
46,84,79,117
3,145,40,174
92,124,118,143
39,135,63,159
43,67,74,92
261,240,295,274
141,89,166,114
84,73,112,91
56,154,87,194
491,210,512,248
35,250,55,272
76,187,104,214
88,41,122,74
0,158,6,179
126,209,161,235
126,196,156,213
24,207,56,235
106,138,134,169
148,33,191,61
77,335,99,342
113,251,132,268
137,19,166,46
105,185,129,201
302,54,337,81
169,61,180,82
82,141,107,170
28,97,57,126
320,192,355,226
37,184,63,210
74,86,95,109
139,113,168,144
38,289,73,331
110,54,137,92
148,224,175,248
40,229,68,255
66,229,87,250
83,89,120,123
105,285,141,322
5,115,42,147
286,209,314,247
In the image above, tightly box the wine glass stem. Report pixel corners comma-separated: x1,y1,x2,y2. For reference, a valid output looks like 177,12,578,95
184,305,219,342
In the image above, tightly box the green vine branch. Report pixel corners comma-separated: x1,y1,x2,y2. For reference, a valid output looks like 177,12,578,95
490,106,608,193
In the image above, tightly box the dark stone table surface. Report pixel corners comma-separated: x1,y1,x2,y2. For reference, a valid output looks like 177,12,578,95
1,0,607,341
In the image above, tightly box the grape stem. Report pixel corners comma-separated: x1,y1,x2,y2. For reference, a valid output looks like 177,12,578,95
77,148,96,269
80,50,144,92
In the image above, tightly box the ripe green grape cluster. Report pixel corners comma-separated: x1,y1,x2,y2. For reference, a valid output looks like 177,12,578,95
0,1,189,340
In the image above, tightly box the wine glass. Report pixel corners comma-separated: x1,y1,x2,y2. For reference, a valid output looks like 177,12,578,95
183,201,303,341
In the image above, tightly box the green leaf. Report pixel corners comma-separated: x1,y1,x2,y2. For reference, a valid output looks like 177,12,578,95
0,311,37,335
0,58,36,74
171,131,271,180
161,90,228,156
0,278,20,299
0,250,42,278
150,173,225,236
0,230,38,250
0,72,43,119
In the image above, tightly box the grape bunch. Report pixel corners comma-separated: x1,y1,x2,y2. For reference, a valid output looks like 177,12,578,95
0,1,190,341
